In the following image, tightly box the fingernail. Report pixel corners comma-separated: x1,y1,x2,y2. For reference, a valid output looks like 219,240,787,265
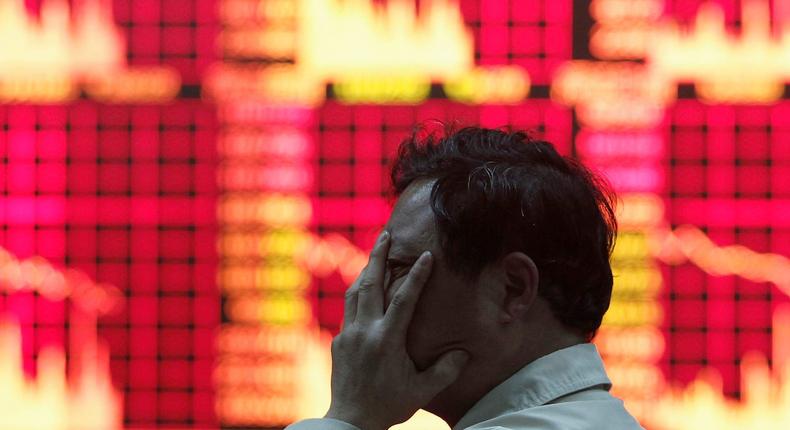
417,251,433,268
379,230,390,243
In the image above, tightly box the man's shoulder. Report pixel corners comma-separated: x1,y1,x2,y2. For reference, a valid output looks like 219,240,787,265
462,388,644,430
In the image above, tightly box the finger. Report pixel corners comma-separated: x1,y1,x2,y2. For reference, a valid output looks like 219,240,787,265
342,276,361,329
383,251,432,333
355,230,390,322
418,350,469,398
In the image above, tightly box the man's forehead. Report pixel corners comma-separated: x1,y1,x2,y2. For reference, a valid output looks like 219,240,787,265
385,181,436,254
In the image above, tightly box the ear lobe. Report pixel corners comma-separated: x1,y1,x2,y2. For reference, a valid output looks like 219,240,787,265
500,252,539,323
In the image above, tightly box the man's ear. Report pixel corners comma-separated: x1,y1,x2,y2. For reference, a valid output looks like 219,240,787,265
498,252,539,324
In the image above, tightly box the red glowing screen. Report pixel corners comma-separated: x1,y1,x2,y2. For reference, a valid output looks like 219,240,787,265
1,1,789,429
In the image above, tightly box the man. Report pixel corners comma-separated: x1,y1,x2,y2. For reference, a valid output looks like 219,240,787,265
287,126,643,430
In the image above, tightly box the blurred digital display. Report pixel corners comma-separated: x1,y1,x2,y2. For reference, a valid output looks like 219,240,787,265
1,1,218,429
1,1,790,429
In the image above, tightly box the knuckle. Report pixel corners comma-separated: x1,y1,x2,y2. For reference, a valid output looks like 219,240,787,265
363,326,386,350
334,329,359,346
367,252,381,266
357,279,376,292
388,292,410,310
344,287,357,300
331,334,345,352
353,267,368,285
349,326,366,340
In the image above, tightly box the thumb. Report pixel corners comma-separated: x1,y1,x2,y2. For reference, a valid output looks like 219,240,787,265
419,350,469,395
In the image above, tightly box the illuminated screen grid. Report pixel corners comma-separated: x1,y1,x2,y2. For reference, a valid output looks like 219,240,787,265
664,0,743,23
0,103,219,428
461,0,571,84
1,105,70,375
312,100,572,331
86,0,217,426
664,101,790,396
74,103,218,428
4,0,790,428
113,0,216,85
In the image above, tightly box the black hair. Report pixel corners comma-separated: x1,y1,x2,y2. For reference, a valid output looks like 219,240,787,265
391,124,617,340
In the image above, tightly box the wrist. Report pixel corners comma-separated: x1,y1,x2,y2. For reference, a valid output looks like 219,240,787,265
325,406,387,430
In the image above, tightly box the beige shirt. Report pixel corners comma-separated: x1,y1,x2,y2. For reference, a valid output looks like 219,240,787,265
287,343,644,430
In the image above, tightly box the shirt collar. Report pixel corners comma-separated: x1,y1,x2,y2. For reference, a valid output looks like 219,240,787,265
453,343,612,430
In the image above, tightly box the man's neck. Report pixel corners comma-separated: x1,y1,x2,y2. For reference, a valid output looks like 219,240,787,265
426,331,586,427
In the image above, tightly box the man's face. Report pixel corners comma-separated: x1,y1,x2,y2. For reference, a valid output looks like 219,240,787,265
384,180,489,371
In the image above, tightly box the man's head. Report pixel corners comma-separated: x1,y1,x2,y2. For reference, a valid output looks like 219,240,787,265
382,126,617,411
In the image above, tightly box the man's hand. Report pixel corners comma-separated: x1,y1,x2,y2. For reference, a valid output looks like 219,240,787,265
324,231,470,430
